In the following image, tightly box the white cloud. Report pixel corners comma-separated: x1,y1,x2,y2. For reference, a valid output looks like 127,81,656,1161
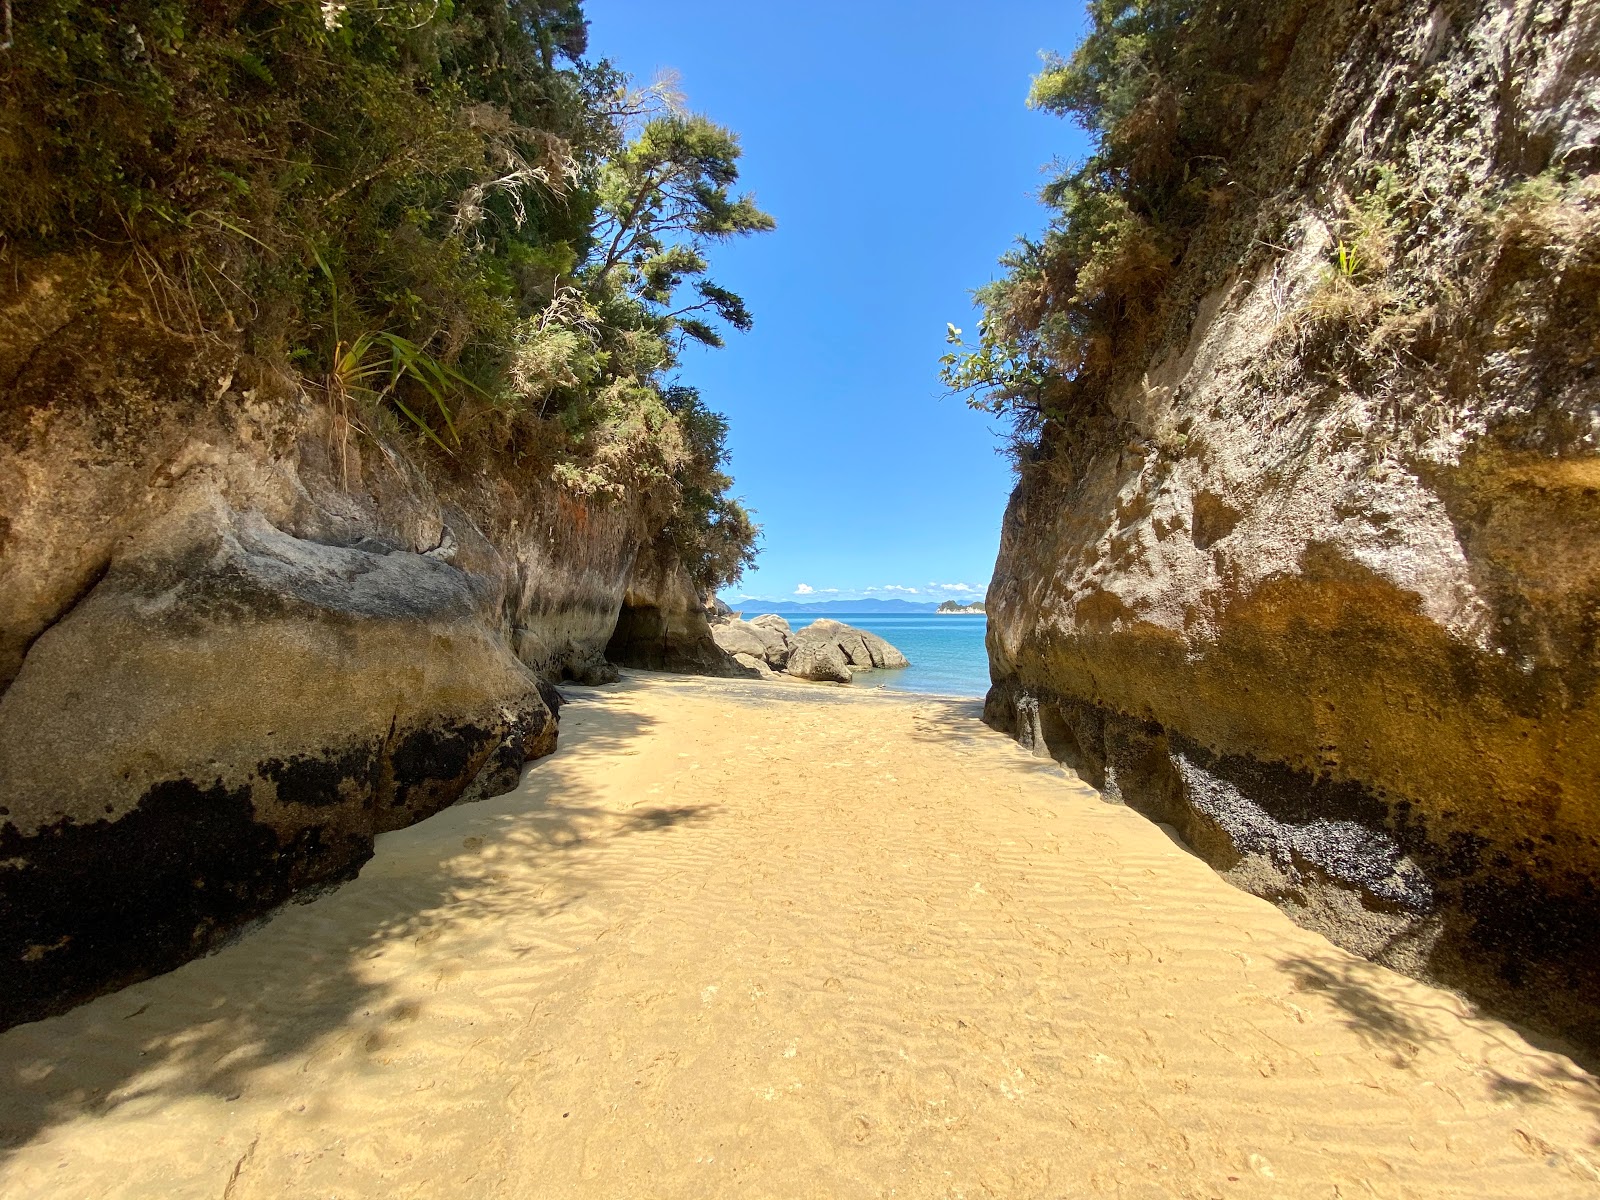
794,583,815,595
928,581,986,593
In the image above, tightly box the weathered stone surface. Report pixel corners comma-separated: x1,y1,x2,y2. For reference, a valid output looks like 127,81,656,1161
732,651,775,679
0,302,738,1027
710,615,790,668
605,538,742,676
985,0,1600,1047
712,620,773,660
789,619,909,672
859,629,909,670
750,613,791,635
785,639,853,683
0,494,555,1029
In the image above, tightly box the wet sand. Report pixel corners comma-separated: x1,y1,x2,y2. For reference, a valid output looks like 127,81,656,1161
2,673,1598,1198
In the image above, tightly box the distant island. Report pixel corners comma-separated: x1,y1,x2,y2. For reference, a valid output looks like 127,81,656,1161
937,600,985,614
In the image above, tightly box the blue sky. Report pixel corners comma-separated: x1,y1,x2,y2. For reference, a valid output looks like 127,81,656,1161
584,2,1094,605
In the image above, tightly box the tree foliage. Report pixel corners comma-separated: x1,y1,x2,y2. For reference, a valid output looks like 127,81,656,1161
0,0,767,590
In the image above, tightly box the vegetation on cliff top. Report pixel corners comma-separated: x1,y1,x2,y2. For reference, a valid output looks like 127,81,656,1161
943,1,1599,473
940,0,1308,446
0,0,766,591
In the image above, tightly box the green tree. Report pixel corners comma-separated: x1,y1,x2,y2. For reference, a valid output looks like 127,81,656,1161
589,113,775,348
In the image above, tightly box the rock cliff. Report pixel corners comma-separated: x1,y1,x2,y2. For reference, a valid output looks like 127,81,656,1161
0,309,731,1029
985,0,1600,1046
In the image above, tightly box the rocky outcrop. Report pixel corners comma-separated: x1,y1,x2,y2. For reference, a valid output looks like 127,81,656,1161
605,537,734,676
710,615,790,669
0,302,738,1027
708,614,911,684
986,0,1600,1046
792,619,909,673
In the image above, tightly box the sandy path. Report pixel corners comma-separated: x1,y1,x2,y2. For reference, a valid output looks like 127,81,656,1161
2,674,1598,1199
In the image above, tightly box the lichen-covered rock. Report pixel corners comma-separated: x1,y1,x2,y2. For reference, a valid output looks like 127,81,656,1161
986,0,1600,1047
785,639,853,683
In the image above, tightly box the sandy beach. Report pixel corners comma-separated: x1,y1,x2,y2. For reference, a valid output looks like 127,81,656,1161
2,673,1598,1199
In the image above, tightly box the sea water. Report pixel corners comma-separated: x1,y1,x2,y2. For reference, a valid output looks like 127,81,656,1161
780,613,991,698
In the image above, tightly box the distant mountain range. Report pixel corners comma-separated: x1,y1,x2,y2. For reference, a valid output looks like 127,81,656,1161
729,598,968,615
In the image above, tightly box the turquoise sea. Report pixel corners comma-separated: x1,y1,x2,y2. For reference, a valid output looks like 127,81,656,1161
780,612,992,698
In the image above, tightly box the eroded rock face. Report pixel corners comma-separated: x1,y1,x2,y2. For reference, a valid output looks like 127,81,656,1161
0,492,559,1027
791,619,909,671
986,0,1600,1046
605,538,739,675
0,306,732,1026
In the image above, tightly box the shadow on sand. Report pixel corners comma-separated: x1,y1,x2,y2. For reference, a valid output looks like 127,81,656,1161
1278,952,1600,1144
0,681,711,1163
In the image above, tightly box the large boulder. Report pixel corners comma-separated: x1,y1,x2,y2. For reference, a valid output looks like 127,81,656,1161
789,619,909,671
711,616,789,668
750,613,791,635
785,638,853,683
0,495,556,1030
732,652,775,679
712,619,771,659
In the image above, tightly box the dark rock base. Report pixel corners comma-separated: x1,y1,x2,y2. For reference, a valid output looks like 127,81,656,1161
985,678,1600,1055
0,696,556,1032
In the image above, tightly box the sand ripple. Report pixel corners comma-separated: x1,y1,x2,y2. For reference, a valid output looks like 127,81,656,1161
2,674,1598,1198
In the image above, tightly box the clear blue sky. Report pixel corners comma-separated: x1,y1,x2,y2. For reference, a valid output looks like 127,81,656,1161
584,2,1093,605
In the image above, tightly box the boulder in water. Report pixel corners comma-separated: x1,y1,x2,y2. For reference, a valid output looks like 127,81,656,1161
789,618,909,671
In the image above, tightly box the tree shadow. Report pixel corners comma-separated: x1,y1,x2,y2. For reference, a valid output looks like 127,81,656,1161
0,680,711,1162
1278,952,1600,1144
